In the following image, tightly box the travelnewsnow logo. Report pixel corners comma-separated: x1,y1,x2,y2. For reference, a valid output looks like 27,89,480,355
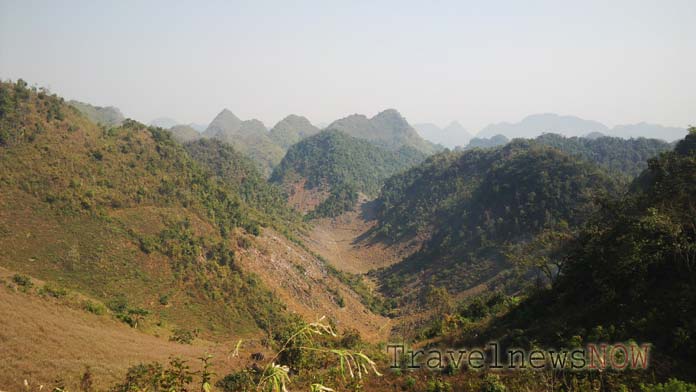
386,342,651,371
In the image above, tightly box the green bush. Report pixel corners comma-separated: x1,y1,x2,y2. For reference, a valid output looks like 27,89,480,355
641,379,696,392
480,374,507,392
404,376,416,390
12,274,33,289
40,282,68,298
216,370,255,392
427,379,452,392
169,328,199,344
107,295,129,313
138,236,158,254
83,300,107,315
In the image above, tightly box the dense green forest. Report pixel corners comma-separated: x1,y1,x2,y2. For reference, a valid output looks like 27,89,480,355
373,140,620,303
183,138,303,231
533,133,672,177
271,129,427,217
454,128,696,381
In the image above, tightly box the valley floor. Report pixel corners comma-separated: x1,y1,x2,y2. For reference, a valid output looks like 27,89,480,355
304,198,420,274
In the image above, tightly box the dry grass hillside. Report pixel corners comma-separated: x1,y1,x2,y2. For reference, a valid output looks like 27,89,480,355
237,229,391,342
0,267,258,391
0,81,388,386
304,198,424,275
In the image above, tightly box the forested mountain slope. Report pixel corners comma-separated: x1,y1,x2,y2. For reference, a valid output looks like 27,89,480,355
533,133,672,177
372,140,620,305
481,128,696,379
184,138,303,230
269,114,319,149
326,109,438,154
271,129,427,217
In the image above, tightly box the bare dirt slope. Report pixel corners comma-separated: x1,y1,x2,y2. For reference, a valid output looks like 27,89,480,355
304,198,422,274
238,228,391,342
284,179,329,214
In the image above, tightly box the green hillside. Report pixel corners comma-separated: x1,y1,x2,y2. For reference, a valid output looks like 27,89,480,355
184,138,303,231
326,109,439,154
534,132,672,178
270,129,427,217
269,114,320,149
373,140,620,301
478,128,696,378
0,80,291,338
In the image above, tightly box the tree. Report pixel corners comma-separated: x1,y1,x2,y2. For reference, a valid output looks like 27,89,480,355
506,223,574,288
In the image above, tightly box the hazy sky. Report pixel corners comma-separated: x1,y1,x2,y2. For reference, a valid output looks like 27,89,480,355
1,0,694,132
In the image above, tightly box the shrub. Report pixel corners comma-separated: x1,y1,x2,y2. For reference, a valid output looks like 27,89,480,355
80,366,94,392
12,274,33,289
40,282,68,298
107,295,129,313
117,307,149,328
169,328,199,344
427,379,452,392
641,379,696,392
480,374,507,392
138,236,158,254
216,371,255,392
83,300,107,315
404,376,416,390
340,328,361,349
90,149,103,161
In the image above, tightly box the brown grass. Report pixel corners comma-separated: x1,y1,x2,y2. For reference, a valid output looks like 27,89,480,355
237,228,391,342
0,280,262,391
284,179,330,214
304,197,422,274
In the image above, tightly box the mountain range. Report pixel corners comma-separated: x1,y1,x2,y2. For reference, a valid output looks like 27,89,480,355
326,109,438,154
413,121,473,148
68,100,125,127
269,114,320,149
201,109,285,174
477,113,686,141
3,79,696,390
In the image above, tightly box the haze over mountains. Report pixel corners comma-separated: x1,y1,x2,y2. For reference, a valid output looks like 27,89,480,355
73,98,686,150
476,113,687,141
269,114,320,149
326,109,438,154
413,121,473,148
67,100,125,127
